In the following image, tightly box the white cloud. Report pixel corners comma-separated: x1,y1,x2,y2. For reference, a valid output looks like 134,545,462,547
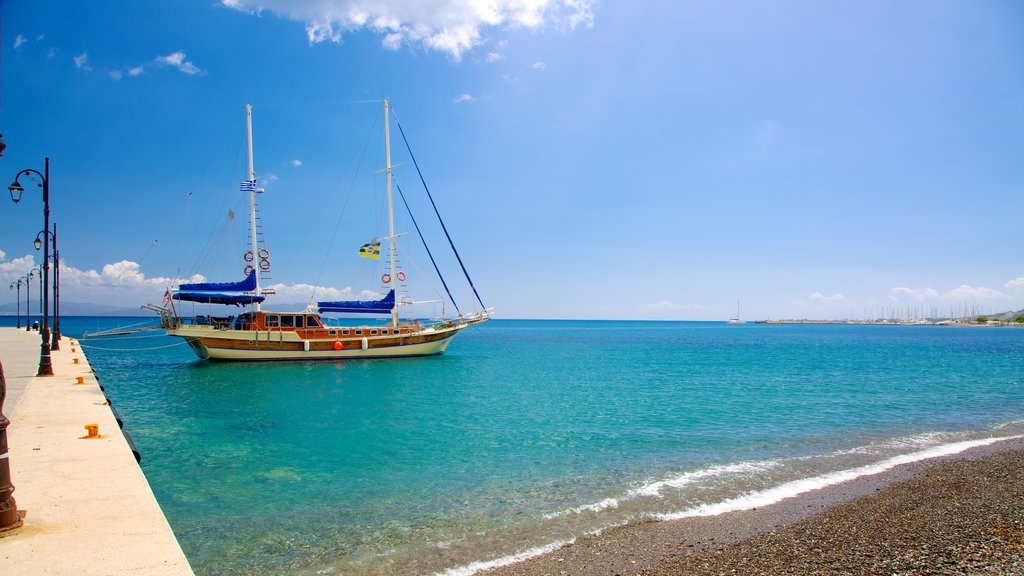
47,47,57,59
945,284,1009,301
531,61,546,70
73,52,91,71
155,51,202,75
1005,277,1024,292
220,0,594,60
289,159,302,167
0,254,37,280
642,300,703,312
128,65,145,77
888,283,1011,304
888,286,940,302
808,292,847,304
485,51,504,62
13,34,26,49
109,70,123,80
453,93,475,103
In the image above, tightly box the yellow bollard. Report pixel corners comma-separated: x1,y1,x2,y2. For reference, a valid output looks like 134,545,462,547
71,347,76,353
73,357,79,364
80,424,104,439
75,376,85,385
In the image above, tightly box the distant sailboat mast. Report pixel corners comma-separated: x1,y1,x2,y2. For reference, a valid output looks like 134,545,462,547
245,103,261,312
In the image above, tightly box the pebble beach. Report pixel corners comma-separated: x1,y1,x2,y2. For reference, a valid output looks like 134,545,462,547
482,437,1024,576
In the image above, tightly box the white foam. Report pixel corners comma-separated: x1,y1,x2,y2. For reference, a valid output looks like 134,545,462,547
434,537,576,576
543,497,620,519
629,460,779,498
655,435,1021,521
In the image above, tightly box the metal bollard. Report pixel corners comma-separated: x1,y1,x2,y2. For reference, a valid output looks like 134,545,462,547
0,361,24,533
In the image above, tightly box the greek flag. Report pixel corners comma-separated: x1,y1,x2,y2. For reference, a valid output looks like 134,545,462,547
240,180,257,192
358,241,381,259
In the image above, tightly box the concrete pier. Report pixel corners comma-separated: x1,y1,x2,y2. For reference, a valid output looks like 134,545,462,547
0,328,194,575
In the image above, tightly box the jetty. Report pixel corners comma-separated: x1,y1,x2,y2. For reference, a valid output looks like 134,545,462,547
0,327,194,575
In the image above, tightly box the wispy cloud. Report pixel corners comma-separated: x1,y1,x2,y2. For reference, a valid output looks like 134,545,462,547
155,51,203,75
1005,277,1024,292
289,159,302,167
220,0,595,60
890,284,1010,303
809,292,848,304
73,52,91,71
13,34,26,49
454,93,475,103
531,61,546,70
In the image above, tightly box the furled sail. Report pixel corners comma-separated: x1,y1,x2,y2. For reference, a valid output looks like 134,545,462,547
172,292,265,306
179,270,257,292
318,289,395,314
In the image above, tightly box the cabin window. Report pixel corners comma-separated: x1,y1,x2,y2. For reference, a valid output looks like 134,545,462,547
370,329,378,335
381,329,389,335
280,316,295,328
265,315,280,328
305,316,323,328
342,329,350,336
328,330,337,336
355,330,363,335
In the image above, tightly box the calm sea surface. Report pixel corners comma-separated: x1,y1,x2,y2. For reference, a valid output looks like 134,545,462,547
12,317,1024,575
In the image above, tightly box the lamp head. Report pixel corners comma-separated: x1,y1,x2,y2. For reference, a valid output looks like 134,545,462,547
9,180,24,203
34,237,42,250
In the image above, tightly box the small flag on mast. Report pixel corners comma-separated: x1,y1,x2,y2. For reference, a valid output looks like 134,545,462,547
358,241,381,259
240,180,257,192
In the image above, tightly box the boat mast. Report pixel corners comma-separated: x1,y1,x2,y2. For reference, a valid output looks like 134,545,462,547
246,104,261,313
384,98,398,327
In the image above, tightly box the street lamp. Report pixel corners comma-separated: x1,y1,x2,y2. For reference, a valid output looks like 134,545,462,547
9,158,54,376
50,223,61,350
32,229,61,350
24,270,34,333
8,280,22,329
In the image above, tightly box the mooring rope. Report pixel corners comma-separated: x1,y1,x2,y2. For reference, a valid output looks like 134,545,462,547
79,341,190,352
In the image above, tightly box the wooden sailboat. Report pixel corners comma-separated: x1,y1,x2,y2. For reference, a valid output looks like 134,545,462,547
155,101,491,361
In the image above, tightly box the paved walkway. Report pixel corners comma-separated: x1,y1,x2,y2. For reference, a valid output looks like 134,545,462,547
0,328,194,575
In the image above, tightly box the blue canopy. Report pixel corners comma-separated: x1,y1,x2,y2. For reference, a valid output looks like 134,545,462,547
173,292,265,306
179,270,257,292
318,289,395,314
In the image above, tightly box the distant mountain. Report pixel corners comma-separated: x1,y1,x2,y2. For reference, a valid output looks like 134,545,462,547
0,301,151,317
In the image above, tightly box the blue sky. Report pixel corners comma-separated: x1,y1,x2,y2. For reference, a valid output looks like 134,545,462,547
1,0,1022,320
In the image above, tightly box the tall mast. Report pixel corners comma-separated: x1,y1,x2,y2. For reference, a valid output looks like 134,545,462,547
384,98,398,327
245,104,261,312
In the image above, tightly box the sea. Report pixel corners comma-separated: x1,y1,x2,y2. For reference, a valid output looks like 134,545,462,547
8,317,1024,575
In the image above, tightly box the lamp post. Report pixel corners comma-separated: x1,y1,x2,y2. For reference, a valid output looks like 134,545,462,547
50,223,61,350
9,158,54,376
8,280,22,329
24,270,33,333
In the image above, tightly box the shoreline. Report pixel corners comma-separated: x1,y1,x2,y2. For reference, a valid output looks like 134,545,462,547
475,435,1024,576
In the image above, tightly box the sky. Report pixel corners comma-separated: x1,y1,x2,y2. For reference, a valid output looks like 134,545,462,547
1,0,1022,321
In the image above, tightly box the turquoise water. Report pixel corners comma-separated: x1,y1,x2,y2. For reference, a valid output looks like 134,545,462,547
17,317,1024,575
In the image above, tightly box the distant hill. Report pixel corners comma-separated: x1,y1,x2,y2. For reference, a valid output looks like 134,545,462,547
0,301,151,317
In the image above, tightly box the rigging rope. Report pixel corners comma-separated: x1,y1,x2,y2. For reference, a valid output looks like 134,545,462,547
395,182,461,316
391,109,487,311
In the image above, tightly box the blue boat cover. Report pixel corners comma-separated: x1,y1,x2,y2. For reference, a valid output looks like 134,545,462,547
179,270,257,292
318,289,395,314
173,292,266,306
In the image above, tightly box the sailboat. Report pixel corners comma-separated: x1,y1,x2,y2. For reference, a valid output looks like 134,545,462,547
152,101,491,361
727,301,745,324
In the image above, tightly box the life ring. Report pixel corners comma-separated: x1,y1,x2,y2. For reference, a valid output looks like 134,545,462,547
381,273,391,284
332,341,343,350
244,265,255,275
244,251,255,262
259,258,271,271
258,248,270,259
396,272,406,282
